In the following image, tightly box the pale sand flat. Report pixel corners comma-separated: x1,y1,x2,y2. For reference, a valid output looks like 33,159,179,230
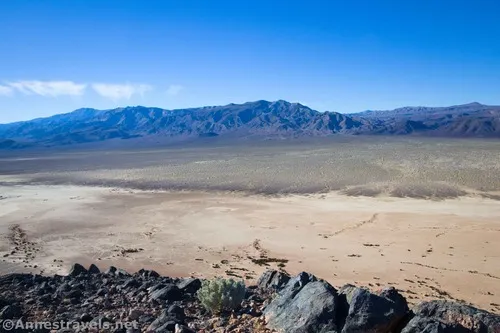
0,184,499,313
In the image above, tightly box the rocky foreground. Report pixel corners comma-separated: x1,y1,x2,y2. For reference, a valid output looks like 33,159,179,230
0,264,499,333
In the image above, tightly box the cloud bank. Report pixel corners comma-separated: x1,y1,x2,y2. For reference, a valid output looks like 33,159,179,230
91,83,152,100
8,80,87,97
0,85,13,96
1,80,185,100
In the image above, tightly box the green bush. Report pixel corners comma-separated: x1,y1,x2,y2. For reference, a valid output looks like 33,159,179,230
197,278,246,313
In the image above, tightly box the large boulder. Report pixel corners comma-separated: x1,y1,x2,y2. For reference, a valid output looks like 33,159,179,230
264,272,340,333
401,300,500,333
340,286,409,333
257,269,290,291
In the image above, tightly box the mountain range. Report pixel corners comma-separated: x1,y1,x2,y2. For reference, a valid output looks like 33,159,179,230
1,100,499,148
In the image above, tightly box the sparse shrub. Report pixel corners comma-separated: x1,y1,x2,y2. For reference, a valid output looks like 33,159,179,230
197,278,246,314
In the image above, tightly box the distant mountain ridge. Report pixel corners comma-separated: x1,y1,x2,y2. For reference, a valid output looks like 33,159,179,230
0,100,499,148
352,102,500,119
350,102,500,137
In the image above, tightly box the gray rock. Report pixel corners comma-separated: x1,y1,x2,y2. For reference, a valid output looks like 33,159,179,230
341,286,409,333
116,268,130,277
38,294,52,306
122,278,141,289
149,283,167,293
265,271,317,312
150,285,182,302
401,317,470,333
167,305,185,321
138,269,160,278
80,313,93,322
96,287,108,296
176,278,201,294
55,282,71,297
147,309,184,332
337,284,357,303
68,263,87,276
264,272,339,333
257,269,290,291
174,324,195,333
88,264,101,274
401,300,500,333
128,309,143,321
126,328,141,333
0,304,22,319
156,321,177,332
91,315,112,325
105,266,117,275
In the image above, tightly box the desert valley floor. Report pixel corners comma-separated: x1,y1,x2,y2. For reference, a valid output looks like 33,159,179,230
0,137,499,313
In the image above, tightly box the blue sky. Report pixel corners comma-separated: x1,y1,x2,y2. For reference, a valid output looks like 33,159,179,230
1,0,499,123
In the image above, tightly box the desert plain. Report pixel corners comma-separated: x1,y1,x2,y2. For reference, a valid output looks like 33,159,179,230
0,137,499,313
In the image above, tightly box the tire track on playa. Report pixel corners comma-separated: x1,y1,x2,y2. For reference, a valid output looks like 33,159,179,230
318,213,379,239
332,213,379,236
401,261,500,280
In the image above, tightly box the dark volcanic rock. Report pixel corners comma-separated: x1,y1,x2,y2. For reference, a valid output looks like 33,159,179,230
67,289,83,299
88,264,101,274
264,271,316,312
176,278,202,294
0,264,498,333
68,263,87,276
122,278,141,289
105,266,117,275
174,324,196,333
138,269,160,278
401,300,500,333
264,272,339,333
147,308,185,332
114,268,130,277
150,284,182,302
401,317,471,333
0,304,22,319
340,286,409,333
257,269,290,291
167,304,186,321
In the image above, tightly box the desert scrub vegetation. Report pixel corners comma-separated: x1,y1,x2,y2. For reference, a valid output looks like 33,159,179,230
5,137,500,197
197,278,246,314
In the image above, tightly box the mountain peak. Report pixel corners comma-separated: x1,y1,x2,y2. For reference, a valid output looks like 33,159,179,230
463,102,484,107
1,100,500,148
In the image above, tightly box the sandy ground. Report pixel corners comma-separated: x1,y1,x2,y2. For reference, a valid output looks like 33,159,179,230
0,183,499,313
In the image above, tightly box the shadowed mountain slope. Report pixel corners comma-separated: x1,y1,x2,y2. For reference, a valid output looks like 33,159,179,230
351,102,500,137
1,100,499,147
0,100,366,146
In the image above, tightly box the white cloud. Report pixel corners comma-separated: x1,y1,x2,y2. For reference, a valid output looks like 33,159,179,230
0,85,13,96
8,80,86,96
166,84,183,96
92,83,152,100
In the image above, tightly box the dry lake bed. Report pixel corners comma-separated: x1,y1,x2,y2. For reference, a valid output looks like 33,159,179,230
1,137,499,313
